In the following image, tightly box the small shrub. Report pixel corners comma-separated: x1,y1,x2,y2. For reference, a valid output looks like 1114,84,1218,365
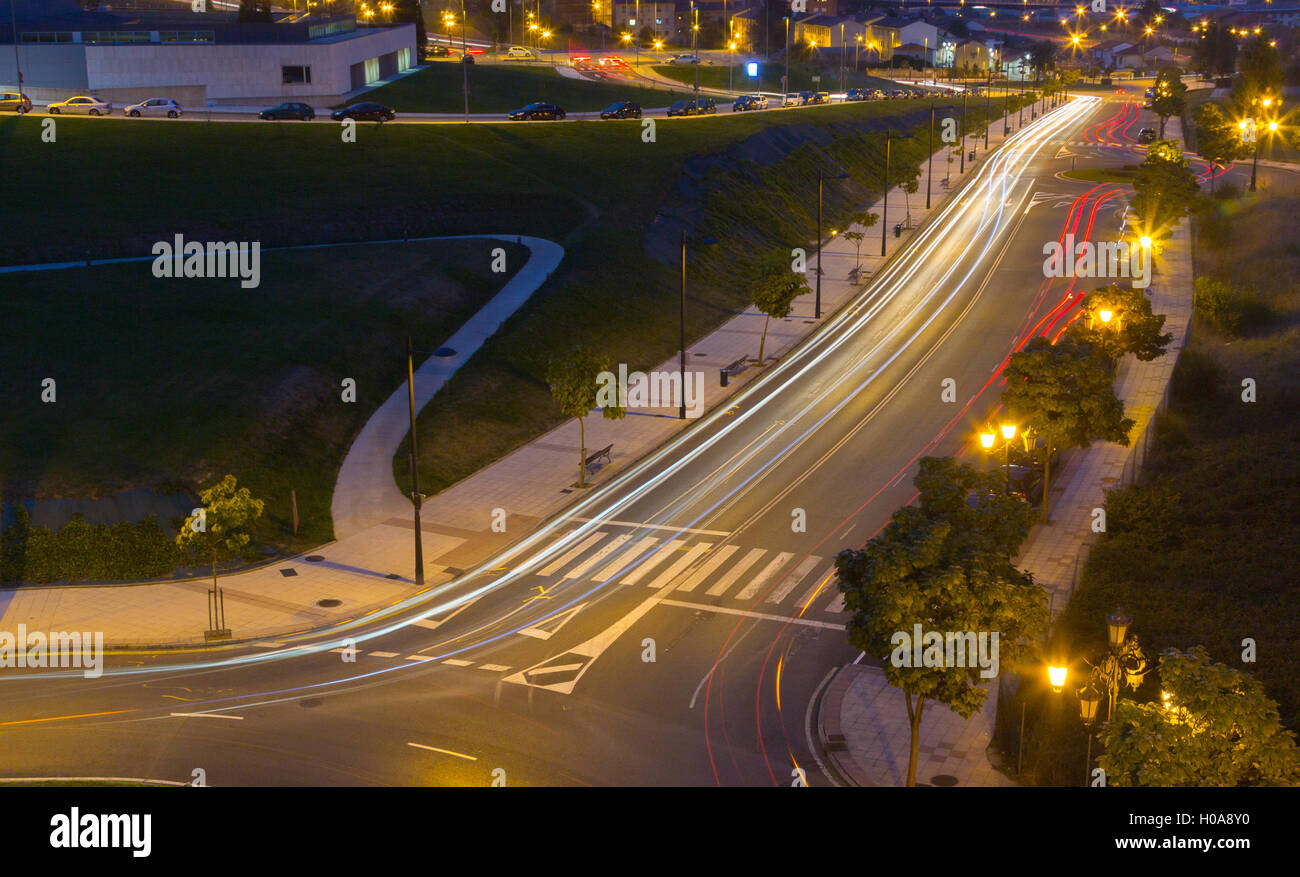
1194,276,1272,336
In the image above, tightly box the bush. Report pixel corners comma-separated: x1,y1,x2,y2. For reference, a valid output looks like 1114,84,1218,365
1194,276,1272,336
0,513,180,584
1102,484,1183,549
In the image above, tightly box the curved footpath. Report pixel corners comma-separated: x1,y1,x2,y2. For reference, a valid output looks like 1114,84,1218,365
0,103,1025,652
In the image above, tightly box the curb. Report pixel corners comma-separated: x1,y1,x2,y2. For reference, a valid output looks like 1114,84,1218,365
812,662,876,787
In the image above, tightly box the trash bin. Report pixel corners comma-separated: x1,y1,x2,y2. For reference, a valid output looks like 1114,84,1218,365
893,223,903,238
720,368,729,388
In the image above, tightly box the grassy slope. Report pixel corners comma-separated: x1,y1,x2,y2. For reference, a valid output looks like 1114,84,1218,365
360,61,695,113
1061,187,1300,731
652,62,905,94
0,239,524,552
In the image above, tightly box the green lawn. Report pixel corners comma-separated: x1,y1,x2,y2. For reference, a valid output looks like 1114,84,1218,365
360,60,695,113
1060,165,1139,184
651,62,903,95
0,239,524,553
0,95,1027,571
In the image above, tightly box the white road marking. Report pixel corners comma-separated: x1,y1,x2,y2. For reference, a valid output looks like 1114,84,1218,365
524,663,586,676
825,592,848,613
563,533,632,579
537,531,607,576
705,547,766,596
409,619,442,630
595,535,660,580
442,658,474,667
646,542,712,590
675,544,740,593
478,664,511,672
567,516,730,536
369,651,399,658
659,599,845,630
620,539,684,585
169,712,244,720
409,594,483,633
405,655,434,662
795,566,836,611
766,555,823,604
735,551,795,601
408,742,477,761
517,601,587,640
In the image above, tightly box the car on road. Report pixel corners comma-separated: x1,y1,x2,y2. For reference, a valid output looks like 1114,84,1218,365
809,91,829,104
782,92,805,107
330,102,396,122
47,95,113,115
508,101,566,120
667,53,700,64
430,45,451,57
733,94,767,111
666,97,716,117
600,100,642,119
506,45,536,60
845,87,872,101
1137,127,1156,143
124,97,183,118
0,91,32,113
259,101,316,121
462,53,475,64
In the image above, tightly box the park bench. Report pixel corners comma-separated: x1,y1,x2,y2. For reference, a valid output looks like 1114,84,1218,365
585,444,613,469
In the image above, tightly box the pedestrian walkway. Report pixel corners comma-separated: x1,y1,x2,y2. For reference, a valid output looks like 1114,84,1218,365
0,99,1032,649
814,103,1196,787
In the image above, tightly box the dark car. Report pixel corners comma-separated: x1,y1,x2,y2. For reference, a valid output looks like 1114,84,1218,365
1137,127,1156,143
259,101,315,121
330,102,395,122
0,91,32,113
600,100,642,120
430,45,451,57
733,94,766,111
845,88,869,102
666,97,716,117
462,53,475,64
508,102,566,120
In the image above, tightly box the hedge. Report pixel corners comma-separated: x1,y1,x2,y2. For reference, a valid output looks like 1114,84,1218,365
0,507,181,584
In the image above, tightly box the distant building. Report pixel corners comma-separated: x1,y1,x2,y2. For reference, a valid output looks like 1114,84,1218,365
612,1,677,40
0,0,416,105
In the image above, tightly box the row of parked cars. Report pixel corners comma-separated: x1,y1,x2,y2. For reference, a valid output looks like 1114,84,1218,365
0,93,187,117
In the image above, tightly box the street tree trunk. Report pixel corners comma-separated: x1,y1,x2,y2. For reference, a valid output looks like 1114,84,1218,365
905,691,926,787
757,314,771,365
577,415,586,488
1041,438,1053,524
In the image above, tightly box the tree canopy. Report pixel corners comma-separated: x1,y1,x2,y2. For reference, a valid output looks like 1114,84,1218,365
1063,283,1173,363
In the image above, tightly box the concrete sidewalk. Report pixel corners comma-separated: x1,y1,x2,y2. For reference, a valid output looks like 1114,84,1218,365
815,124,1196,786
0,100,1030,649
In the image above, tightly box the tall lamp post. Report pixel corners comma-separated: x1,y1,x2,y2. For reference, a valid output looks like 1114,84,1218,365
816,170,850,319
8,0,24,105
679,233,718,418
406,337,425,586
460,0,470,122
960,88,967,173
926,100,934,209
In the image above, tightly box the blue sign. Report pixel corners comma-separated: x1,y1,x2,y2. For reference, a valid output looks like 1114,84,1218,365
746,61,759,77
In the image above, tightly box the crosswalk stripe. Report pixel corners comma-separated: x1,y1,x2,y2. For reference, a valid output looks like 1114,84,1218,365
478,664,511,672
595,535,660,581
766,555,823,604
735,552,795,601
621,539,685,585
825,592,848,613
537,531,606,576
564,533,632,579
706,548,766,596
369,651,399,658
795,566,836,611
675,544,740,593
646,542,713,590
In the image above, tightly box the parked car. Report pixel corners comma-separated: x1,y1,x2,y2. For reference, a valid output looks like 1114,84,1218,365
782,92,805,107
667,53,700,65
506,45,536,60
508,101,566,120
47,95,113,115
810,91,830,104
666,97,716,117
0,91,32,113
600,100,642,119
462,53,475,64
1137,127,1156,143
330,102,396,122
733,94,767,111
430,45,451,57
845,87,870,101
259,101,316,121
124,97,183,118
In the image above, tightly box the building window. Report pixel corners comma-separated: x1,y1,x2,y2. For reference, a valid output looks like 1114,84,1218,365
364,56,380,84
282,65,312,84
397,47,411,72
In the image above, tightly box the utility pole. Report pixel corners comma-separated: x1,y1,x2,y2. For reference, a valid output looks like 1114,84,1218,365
960,88,967,173
881,130,891,257
406,337,425,586
8,0,24,105
679,231,688,420
816,168,823,319
926,100,934,209
692,2,700,96
461,0,469,122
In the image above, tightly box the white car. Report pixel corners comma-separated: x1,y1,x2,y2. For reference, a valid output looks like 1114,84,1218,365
47,95,114,115
124,97,183,118
506,46,536,60
782,92,805,107
667,54,700,65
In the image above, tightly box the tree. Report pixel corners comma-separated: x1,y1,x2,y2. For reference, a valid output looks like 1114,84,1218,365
1234,34,1283,110
1029,41,1057,87
835,457,1048,786
1000,337,1135,523
902,176,919,226
1150,67,1187,139
751,252,808,365
396,0,427,54
1063,282,1173,363
238,0,272,22
1097,647,1300,786
1194,103,1248,196
546,346,626,488
176,475,265,592
1131,139,1202,235
1191,22,1237,80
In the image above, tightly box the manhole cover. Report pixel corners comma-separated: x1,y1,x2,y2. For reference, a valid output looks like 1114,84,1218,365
305,555,325,563
300,698,323,708
317,598,342,608
930,774,960,787
386,573,401,579
279,568,298,577
434,347,456,357
694,352,707,357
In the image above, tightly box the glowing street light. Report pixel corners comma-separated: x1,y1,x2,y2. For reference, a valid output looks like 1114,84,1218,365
1048,664,1068,693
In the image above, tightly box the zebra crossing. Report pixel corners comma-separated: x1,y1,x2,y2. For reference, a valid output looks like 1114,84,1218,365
525,528,848,617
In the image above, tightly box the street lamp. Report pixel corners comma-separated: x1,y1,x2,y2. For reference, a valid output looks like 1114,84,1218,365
979,422,1018,494
1047,664,1068,693
1078,683,1101,785
817,170,850,319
